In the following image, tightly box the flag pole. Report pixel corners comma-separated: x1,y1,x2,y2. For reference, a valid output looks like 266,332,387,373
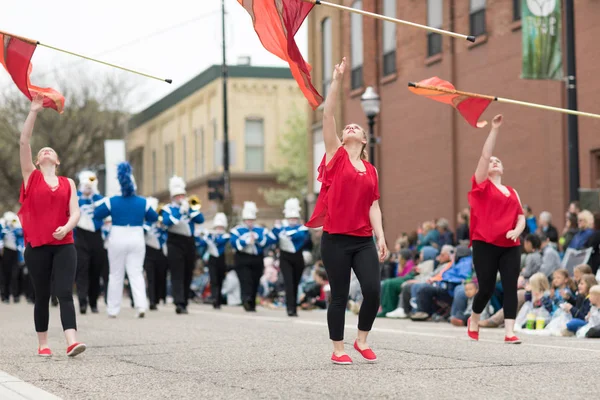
303,0,475,42
408,82,600,119
0,29,172,84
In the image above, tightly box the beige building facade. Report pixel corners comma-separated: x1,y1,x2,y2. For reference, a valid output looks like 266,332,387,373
127,64,306,223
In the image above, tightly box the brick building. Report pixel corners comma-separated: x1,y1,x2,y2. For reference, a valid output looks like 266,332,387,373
307,0,600,242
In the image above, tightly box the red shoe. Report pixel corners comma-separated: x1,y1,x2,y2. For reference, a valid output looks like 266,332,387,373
504,336,522,344
467,317,479,341
37,347,52,357
66,342,87,357
353,340,377,362
331,353,353,365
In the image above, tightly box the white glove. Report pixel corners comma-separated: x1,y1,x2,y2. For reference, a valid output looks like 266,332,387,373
180,199,190,214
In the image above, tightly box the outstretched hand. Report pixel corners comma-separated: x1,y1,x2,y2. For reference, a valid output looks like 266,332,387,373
333,57,346,81
491,114,503,128
30,93,45,113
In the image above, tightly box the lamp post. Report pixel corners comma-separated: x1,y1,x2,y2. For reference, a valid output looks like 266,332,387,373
360,86,381,166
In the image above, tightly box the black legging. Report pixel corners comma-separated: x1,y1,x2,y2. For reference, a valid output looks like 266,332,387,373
24,244,77,332
75,228,106,310
279,251,305,315
235,252,264,311
167,233,197,309
208,254,227,307
320,232,380,341
144,246,169,307
472,240,521,319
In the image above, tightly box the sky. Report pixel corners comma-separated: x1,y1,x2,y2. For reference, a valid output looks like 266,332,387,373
1,0,308,113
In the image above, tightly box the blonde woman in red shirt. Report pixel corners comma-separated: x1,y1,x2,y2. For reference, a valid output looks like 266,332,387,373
467,114,525,344
306,57,388,365
18,94,86,357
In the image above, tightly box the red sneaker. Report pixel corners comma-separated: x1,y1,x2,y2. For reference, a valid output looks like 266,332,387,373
37,347,52,357
467,317,479,341
504,336,522,344
331,353,353,365
353,340,377,362
66,342,87,357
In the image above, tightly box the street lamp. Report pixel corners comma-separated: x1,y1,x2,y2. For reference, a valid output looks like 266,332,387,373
360,86,381,166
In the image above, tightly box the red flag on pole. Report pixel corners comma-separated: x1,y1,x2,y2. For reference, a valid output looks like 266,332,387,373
408,77,492,128
237,0,323,109
0,33,65,113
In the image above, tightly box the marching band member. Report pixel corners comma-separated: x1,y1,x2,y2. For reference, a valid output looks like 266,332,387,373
74,170,106,314
272,198,310,317
1,212,24,304
161,176,205,315
94,162,158,318
143,197,168,311
230,202,277,312
204,212,230,309
100,216,111,304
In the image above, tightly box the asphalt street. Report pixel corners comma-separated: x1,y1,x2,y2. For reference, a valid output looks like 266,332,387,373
1,300,599,400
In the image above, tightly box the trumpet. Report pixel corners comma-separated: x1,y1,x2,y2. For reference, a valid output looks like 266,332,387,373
188,195,201,211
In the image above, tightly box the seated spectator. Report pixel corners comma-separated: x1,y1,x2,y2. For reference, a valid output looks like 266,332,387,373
455,211,470,245
436,218,455,247
568,210,594,250
584,212,600,275
450,280,478,326
523,205,538,236
584,285,600,338
551,268,576,309
538,211,559,245
559,213,578,252
517,234,542,287
299,266,329,310
410,245,473,321
516,272,554,329
418,221,439,251
539,233,561,278
562,273,598,336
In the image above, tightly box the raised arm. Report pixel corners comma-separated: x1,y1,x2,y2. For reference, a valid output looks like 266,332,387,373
323,57,345,163
474,114,503,184
20,94,45,186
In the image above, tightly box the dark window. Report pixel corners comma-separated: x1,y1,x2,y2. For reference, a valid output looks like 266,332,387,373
383,51,396,76
351,66,363,90
427,33,442,57
513,0,521,21
470,8,486,37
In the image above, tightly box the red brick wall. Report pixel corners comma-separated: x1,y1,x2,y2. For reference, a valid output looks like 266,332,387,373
331,0,600,243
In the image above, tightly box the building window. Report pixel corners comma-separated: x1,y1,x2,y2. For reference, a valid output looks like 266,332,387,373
427,0,443,57
164,142,174,186
182,135,187,181
513,0,521,21
151,150,157,193
350,0,363,90
321,18,333,97
382,0,396,76
244,118,264,172
470,0,486,37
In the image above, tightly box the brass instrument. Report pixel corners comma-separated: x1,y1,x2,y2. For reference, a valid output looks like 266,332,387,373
188,195,201,211
157,203,166,223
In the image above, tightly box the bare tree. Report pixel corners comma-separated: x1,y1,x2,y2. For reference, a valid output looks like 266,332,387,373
0,73,135,210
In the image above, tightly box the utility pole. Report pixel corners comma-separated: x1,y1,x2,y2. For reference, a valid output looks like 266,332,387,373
565,0,580,202
222,0,233,219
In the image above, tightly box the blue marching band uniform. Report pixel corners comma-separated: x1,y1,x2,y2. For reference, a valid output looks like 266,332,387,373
94,162,158,318
0,212,25,303
74,170,107,314
161,176,204,314
143,197,169,310
199,213,230,309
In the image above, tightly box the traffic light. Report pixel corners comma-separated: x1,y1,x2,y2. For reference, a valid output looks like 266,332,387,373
208,176,225,201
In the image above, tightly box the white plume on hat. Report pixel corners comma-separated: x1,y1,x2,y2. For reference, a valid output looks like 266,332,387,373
242,201,258,220
169,176,186,198
146,196,159,211
213,212,228,228
284,197,301,219
3,211,17,222
78,170,99,194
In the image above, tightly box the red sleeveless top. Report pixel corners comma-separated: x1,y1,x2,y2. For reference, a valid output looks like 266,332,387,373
18,169,74,248
468,175,522,247
306,147,379,237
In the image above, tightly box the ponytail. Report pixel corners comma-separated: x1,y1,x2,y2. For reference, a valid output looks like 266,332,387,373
360,143,367,160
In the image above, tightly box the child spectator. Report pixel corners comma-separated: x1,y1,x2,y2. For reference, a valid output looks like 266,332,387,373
561,273,598,335
450,280,478,326
520,273,554,329
584,285,600,338
299,266,328,310
551,268,576,309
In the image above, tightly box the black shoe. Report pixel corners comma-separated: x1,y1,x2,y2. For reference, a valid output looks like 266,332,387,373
13,297,20,304
90,306,99,314
150,304,158,311
51,298,58,307
80,303,87,314
1,299,9,304
287,311,298,317
175,306,188,314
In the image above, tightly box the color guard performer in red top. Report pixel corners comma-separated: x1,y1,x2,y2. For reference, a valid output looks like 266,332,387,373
18,94,86,357
306,57,388,365
467,114,525,344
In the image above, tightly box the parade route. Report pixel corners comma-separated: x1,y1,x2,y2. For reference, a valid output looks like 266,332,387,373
1,301,599,399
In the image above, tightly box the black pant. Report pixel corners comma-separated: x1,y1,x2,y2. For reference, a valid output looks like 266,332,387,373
279,251,305,315
321,232,380,341
167,233,197,308
208,254,227,307
1,248,20,301
24,244,77,332
75,228,106,310
472,240,521,319
235,252,264,311
144,246,168,306
417,285,453,315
